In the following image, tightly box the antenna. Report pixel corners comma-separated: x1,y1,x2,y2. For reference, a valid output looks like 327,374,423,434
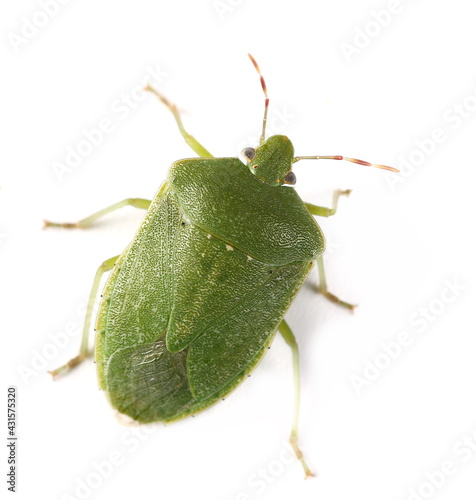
248,54,269,145
247,54,398,173
293,155,399,172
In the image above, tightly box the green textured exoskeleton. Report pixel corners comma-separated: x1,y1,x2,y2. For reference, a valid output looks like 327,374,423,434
97,136,321,421
47,55,397,477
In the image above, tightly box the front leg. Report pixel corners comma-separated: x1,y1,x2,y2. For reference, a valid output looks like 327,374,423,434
304,189,351,218
44,198,152,229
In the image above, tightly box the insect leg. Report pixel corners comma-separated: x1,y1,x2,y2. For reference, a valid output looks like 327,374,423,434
49,255,119,379
43,198,152,229
278,319,315,478
316,256,356,312
304,189,351,217
145,85,213,157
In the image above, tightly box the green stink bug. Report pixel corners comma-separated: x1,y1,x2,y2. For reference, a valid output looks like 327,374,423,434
47,55,397,477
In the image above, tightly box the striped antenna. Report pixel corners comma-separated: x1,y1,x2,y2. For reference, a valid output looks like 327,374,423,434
248,54,269,145
247,55,398,173
293,155,399,172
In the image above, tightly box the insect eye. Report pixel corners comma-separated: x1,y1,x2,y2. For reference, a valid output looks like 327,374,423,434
241,147,256,161
283,171,296,185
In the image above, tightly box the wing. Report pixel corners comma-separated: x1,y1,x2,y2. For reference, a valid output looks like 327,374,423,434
95,182,181,388
166,222,277,352
186,258,312,399
105,338,192,422
96,180,313,424
104,254,312,423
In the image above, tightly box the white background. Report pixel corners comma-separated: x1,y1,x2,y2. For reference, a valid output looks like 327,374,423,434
2,1,476,499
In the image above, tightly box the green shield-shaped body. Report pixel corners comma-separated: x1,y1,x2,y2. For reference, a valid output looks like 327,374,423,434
95,143,325,423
